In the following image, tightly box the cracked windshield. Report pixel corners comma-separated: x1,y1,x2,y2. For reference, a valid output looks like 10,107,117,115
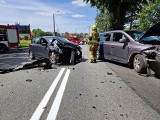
1,0,160,120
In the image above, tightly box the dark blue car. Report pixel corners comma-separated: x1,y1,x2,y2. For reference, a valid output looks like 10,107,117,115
29,36,82,65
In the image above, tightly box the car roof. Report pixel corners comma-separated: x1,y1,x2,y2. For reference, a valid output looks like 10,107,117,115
100,30,143,35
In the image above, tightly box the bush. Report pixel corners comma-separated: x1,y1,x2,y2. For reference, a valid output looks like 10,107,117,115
24,36,29,40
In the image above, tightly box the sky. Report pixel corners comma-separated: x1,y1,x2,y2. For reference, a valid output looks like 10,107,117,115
0,0,97,33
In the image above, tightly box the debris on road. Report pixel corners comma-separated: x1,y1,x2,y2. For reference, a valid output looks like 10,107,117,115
107,72,113,75
0,58,54,74
26,79,32,82
92,106,96,109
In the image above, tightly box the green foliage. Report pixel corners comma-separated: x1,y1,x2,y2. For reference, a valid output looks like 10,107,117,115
84,0,155,30
96,10,112,32
138,1,160,31
32,28,45,37
24,36,29,40
44,32,53,36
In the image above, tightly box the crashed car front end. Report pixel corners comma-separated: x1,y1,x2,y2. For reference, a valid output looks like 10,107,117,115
51,40,82,65
141,46,160,75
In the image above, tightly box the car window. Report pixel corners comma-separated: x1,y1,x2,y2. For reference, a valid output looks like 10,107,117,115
112,33,123,42
32,37,40,43
40,38,48,44
100,33,111,41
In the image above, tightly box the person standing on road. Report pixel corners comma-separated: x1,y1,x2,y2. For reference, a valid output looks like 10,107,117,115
88,25,99,63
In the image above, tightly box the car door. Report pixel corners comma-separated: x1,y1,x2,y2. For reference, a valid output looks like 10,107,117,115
30,37,40,57
100,32,112,60
38,38,50,58
110,32,129,63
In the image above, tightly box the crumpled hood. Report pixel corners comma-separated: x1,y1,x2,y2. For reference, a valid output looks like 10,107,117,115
140,22,160,40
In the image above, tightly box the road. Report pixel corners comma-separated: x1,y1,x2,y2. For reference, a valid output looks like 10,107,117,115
0,45,160,120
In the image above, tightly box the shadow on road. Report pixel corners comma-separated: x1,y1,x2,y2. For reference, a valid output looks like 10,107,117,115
97,59,160,79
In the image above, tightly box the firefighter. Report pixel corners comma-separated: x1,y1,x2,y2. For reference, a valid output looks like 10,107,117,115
88,25,99,63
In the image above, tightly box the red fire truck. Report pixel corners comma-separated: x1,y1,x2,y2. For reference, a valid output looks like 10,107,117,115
0,25,19,53
66,35,85,45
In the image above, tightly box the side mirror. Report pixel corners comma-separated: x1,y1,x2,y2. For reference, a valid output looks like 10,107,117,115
119,38,127,43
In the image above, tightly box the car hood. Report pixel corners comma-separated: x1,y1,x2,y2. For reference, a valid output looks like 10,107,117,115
57,39,78,48
136,42,154,49
140,22,160,40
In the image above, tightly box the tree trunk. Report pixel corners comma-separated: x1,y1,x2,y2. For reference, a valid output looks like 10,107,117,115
110,3,126,30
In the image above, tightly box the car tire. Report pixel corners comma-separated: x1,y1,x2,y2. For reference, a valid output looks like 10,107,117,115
133,54,147,73
29,50,35,60
0,44,7,53
70,50,75,65
49,52,57,64
97,46,104,60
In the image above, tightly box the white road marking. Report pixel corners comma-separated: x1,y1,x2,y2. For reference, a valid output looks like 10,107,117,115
30,68,65,120
46,69,71,120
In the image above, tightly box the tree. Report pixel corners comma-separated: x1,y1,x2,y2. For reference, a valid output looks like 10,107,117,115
32,28,45,37
84,0,155,30
138,1,160,31
95,9,112,32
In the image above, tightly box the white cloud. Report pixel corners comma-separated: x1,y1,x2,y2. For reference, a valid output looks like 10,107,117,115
0,0,6,3
0,0,96,33
0,0,6,7
72,0,87,7
72,14,85,18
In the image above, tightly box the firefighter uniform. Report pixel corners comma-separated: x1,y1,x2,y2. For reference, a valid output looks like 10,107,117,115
88,25,99,63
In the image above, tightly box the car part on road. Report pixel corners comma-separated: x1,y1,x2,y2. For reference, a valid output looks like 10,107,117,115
29,50,35,60
23,58,52,69
133,54,147,73
0,58,53,74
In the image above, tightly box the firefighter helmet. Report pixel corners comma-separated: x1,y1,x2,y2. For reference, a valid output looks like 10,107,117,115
92,25,97,30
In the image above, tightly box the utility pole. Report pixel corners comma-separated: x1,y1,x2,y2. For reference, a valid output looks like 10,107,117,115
53,13,56,36
53,11,59,36
87,26,90,35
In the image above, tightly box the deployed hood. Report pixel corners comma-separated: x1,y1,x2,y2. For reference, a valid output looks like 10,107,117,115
140,22,160,40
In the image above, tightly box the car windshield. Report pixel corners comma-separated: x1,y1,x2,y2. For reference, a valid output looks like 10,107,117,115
125,31,160,42
44,36,55,43
56,36,73,43
125,31,144,41
45,36,73,44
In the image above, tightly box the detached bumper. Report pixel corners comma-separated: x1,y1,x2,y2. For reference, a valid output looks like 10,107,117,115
147,59,160,75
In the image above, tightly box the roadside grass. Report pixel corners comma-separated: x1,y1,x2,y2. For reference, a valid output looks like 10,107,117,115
19,40,31,47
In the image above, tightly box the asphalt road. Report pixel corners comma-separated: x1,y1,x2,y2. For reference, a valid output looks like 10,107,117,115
0,46,160,120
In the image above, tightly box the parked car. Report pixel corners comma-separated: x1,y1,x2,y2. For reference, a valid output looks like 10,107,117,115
29,36,82,65
98,22,160,73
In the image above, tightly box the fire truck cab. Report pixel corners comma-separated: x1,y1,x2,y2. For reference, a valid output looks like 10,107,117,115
0,25,19,53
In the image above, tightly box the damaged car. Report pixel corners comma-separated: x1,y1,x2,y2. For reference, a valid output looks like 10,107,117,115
29,36,82,65
98,22,160,74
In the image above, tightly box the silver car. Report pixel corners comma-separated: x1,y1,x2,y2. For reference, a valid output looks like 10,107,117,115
98,22,160,74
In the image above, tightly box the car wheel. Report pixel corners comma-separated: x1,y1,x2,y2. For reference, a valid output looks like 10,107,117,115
29,50,35,60
70,50,75,65
0,44,6,53
49,52,57,64
133,54,147,73
97,46,104,60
